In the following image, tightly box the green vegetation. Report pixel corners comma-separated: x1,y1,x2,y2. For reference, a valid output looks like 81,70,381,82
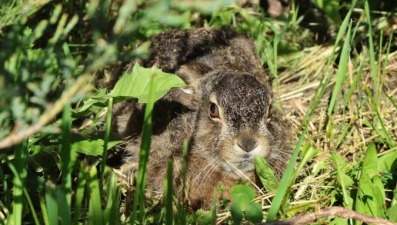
229,185,263,224
0,0,396,224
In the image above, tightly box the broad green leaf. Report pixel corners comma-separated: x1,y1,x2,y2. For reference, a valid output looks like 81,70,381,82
244,202,263,224
230,202,243,225
387,204,397,222
360,178,385,218
378,149,397,172
110,63,186,103
331,153,353,207
331,152,347,168
331,153,354,187
340,173,354,187
372,175,386,206
362,143,378,177
230,185,255,204
357,173,379,216
386,186,397,222
71,139,121,156
255,157,278,192
356,143,385,218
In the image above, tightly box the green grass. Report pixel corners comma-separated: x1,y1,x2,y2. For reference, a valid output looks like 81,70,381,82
1,0,397,224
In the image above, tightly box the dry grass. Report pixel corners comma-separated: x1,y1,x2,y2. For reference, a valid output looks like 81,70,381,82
279,46,397,150
258,43,397,218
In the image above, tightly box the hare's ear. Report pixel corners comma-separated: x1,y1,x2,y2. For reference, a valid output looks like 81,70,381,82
265,98,272,120
175,86,199,111
180,86,194,95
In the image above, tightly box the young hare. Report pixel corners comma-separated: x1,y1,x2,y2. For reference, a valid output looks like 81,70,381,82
111,27,292,209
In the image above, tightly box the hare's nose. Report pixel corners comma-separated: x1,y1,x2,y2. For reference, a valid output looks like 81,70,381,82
237,137,258,152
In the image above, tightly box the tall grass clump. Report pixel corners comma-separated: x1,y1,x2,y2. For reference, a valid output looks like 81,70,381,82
1,0,397,224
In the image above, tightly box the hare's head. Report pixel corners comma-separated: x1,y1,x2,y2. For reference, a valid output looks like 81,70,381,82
192,71,278,178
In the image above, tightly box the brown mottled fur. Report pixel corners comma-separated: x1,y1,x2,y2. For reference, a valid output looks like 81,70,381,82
111,27,292,210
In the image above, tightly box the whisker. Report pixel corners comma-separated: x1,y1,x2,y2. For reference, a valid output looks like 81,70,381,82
193,156,221,186
198,158,221,189
223,160,264,193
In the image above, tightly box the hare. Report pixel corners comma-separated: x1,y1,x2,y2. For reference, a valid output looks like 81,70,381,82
111,27,292,209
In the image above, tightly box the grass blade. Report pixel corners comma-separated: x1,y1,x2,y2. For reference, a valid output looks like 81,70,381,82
382,31,394,79
104,167,121,225
130,72,157,223
266,129,305,221
88,166,103,225
364,87,395,148
364,0,378,100
23,188,40,225
39,195,50,225
327,21,352,115
60,103,72,224
164,160,174,225
182,140,189,202
45,181,59,225
73,162,87,224
8,140,28,225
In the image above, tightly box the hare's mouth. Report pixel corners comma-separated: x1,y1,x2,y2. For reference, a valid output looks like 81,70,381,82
222,154,257,174
231,159,255,173
235,159,253,164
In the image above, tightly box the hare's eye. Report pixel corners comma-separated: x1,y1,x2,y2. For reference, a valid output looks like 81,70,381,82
208,103,219,118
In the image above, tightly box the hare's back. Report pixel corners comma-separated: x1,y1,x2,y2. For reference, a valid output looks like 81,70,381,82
142,27,268,84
